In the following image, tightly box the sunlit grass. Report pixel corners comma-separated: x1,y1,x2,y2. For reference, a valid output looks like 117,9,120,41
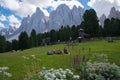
0,40,120,80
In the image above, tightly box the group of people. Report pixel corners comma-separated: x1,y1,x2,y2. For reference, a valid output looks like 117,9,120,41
47,48,68,55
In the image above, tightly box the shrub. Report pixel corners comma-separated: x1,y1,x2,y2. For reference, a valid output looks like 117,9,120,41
72,53,120,80
85,62,120,80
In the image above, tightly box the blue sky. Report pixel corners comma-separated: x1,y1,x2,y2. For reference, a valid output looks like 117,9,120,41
80,0,90,9
0,0,119,29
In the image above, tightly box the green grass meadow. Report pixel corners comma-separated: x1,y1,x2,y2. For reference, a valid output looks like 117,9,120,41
0,40,120,80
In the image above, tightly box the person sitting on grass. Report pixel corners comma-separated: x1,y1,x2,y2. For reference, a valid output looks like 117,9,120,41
63,48,68,54
47,48,68,55
47,50,55,55
56,50,62,54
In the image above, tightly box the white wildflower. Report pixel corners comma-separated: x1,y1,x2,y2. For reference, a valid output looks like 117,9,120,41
73,75,80,80
22,56,29,60
42,67,46,70
0,67,9,71
31,55,36,59
62,74,66,79
4,72,12,77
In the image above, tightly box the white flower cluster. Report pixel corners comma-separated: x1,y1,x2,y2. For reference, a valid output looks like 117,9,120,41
0,66,12,79
25,68,80,80
39,68,80,80
85,62,120,80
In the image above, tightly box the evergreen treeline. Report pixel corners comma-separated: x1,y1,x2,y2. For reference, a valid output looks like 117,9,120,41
0,9,120,53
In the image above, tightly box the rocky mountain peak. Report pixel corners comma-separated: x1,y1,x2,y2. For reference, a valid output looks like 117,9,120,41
99,7,120,27
99,14,106,27
56,4,70,11
108,7,120,19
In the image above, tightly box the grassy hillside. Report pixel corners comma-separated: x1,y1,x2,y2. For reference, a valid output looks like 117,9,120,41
0,40,120,80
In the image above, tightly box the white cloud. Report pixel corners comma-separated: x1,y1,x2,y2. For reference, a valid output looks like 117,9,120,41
0,14,7,21
23,0,53,8
0,0,84,17
16,2,36,17
0,22,5,28
51,0,84,10
7,15,21,28
0,0,20,10
87,0,120,17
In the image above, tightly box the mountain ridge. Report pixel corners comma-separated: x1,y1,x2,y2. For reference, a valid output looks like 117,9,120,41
6,4,85,41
